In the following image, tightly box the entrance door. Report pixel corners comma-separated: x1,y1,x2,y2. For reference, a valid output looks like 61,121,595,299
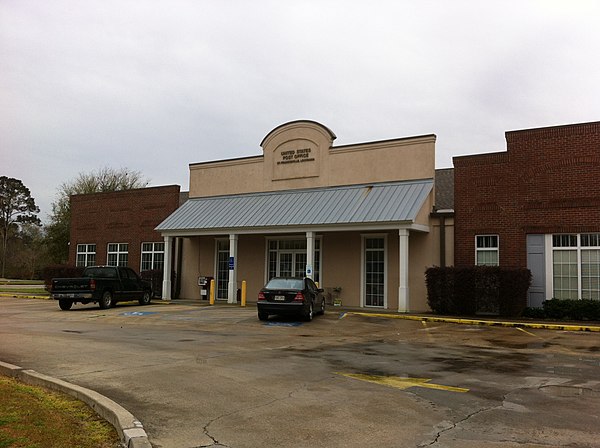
267,239,321,282
277,252,306,278
216,240,229,300
294,253,307,277
278,252,293,277
364,237,385,307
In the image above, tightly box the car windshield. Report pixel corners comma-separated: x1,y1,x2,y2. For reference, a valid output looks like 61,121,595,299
84,267,117,279
265,278,303,290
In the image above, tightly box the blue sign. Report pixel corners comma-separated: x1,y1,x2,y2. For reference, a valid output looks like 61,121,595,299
264,321,303,327
306,264,313,276
229,256,235,270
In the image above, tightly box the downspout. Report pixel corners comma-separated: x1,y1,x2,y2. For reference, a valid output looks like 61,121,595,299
439,215,446,268
175,237,183,299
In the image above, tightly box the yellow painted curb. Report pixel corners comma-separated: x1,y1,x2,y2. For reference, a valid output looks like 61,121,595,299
345,311,600,332
0,293,49,300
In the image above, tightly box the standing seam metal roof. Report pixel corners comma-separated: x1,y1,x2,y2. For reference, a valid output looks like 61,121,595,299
156,179,433,232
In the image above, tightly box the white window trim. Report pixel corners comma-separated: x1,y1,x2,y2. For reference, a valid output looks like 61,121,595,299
107,243,129,267
263,235,323,285
548,233,600,300
140,242,165,272
360,234,388,309
475,234,499,266
76,244,96,267
214,238,230,301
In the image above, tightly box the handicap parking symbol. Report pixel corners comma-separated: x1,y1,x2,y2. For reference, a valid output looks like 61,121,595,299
121,311,157,316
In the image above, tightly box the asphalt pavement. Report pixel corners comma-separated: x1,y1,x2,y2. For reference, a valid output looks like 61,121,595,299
1,296,599,448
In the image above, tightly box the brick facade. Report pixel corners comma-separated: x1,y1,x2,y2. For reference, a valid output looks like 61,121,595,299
69,185,182,271
453,121,600,268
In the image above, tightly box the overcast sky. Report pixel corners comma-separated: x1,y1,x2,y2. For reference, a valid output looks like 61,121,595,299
2,0,599,222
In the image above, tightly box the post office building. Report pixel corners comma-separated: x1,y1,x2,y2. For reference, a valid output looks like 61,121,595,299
157,120,453,312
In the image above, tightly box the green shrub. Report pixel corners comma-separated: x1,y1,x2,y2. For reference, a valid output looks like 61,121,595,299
426,266,531,317
140,269,177,298
541,299,600,320
42,265,84,290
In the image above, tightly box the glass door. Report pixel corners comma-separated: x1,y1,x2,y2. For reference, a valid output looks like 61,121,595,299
365,237,385,307
216,240,229,300
278,252,293,277
294,253,307,277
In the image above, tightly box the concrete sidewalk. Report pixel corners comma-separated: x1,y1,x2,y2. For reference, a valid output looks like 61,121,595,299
3,293,600,332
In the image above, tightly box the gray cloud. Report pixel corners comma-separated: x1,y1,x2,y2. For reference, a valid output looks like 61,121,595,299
2,0,599,220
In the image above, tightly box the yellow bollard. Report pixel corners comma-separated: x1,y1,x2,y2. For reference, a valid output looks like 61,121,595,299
241,280,247,307
209,279,215,305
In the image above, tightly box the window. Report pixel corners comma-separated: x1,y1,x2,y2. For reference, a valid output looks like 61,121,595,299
553,234,600,300
364,236,386,307
76,244,96,267
141,242,165,271
475,235,499,266
216,240,230,300
107,243,128,267
266,238,321,283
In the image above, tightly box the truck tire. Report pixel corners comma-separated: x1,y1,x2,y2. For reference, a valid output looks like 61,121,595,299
99,291,113,309
59,300,73,311
139,291,151,306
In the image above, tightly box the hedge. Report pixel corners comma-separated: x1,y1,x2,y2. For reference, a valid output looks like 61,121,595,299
140,269,177,299
523,299,600,321
426,266,531,317
42,265,84,291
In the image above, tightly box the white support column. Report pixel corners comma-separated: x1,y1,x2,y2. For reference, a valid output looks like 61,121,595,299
398,229,409,312
306,231,314,280
227,234,238,304
162,235,173,301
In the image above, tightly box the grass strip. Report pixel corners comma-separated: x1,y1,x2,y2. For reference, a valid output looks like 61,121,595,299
0,376,120,448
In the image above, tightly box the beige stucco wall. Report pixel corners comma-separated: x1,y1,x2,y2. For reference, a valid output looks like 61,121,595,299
328,139,435,188
429,215,455,268
408,231,433,312
175,121,441,312
189,121,435,199
177,229,435,311
179,237,200,300
237,235,266,301
321,232,362,306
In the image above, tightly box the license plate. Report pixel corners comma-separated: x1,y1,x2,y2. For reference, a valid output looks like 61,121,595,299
274,295,285,301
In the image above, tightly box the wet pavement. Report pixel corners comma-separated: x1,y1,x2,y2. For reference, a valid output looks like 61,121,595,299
0,297,599,447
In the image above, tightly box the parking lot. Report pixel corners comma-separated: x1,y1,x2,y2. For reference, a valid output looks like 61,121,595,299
1,297,599,448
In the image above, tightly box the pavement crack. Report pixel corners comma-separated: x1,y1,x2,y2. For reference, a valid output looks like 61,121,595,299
200,382,308,448
419,403,499,447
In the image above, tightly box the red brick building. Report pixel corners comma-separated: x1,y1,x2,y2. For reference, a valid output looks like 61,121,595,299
69,185,184,274
454,121,600,306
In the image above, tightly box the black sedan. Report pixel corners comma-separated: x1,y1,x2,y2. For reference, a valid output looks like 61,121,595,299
257,277,325,322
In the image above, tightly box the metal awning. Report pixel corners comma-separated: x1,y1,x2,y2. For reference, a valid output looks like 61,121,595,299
156,179,433,235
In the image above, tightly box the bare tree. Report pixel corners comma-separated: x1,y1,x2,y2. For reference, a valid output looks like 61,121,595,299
45,167,149,263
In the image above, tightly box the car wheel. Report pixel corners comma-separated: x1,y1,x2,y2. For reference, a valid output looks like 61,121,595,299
139,291,151,306
319,298,325,315
59,300,72,311
99,291,113,309
258,311,269,321
303,303,313,322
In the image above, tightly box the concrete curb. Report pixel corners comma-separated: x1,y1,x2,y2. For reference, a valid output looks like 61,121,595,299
344,311,600,332
0,293,49,300
0,361,151,448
